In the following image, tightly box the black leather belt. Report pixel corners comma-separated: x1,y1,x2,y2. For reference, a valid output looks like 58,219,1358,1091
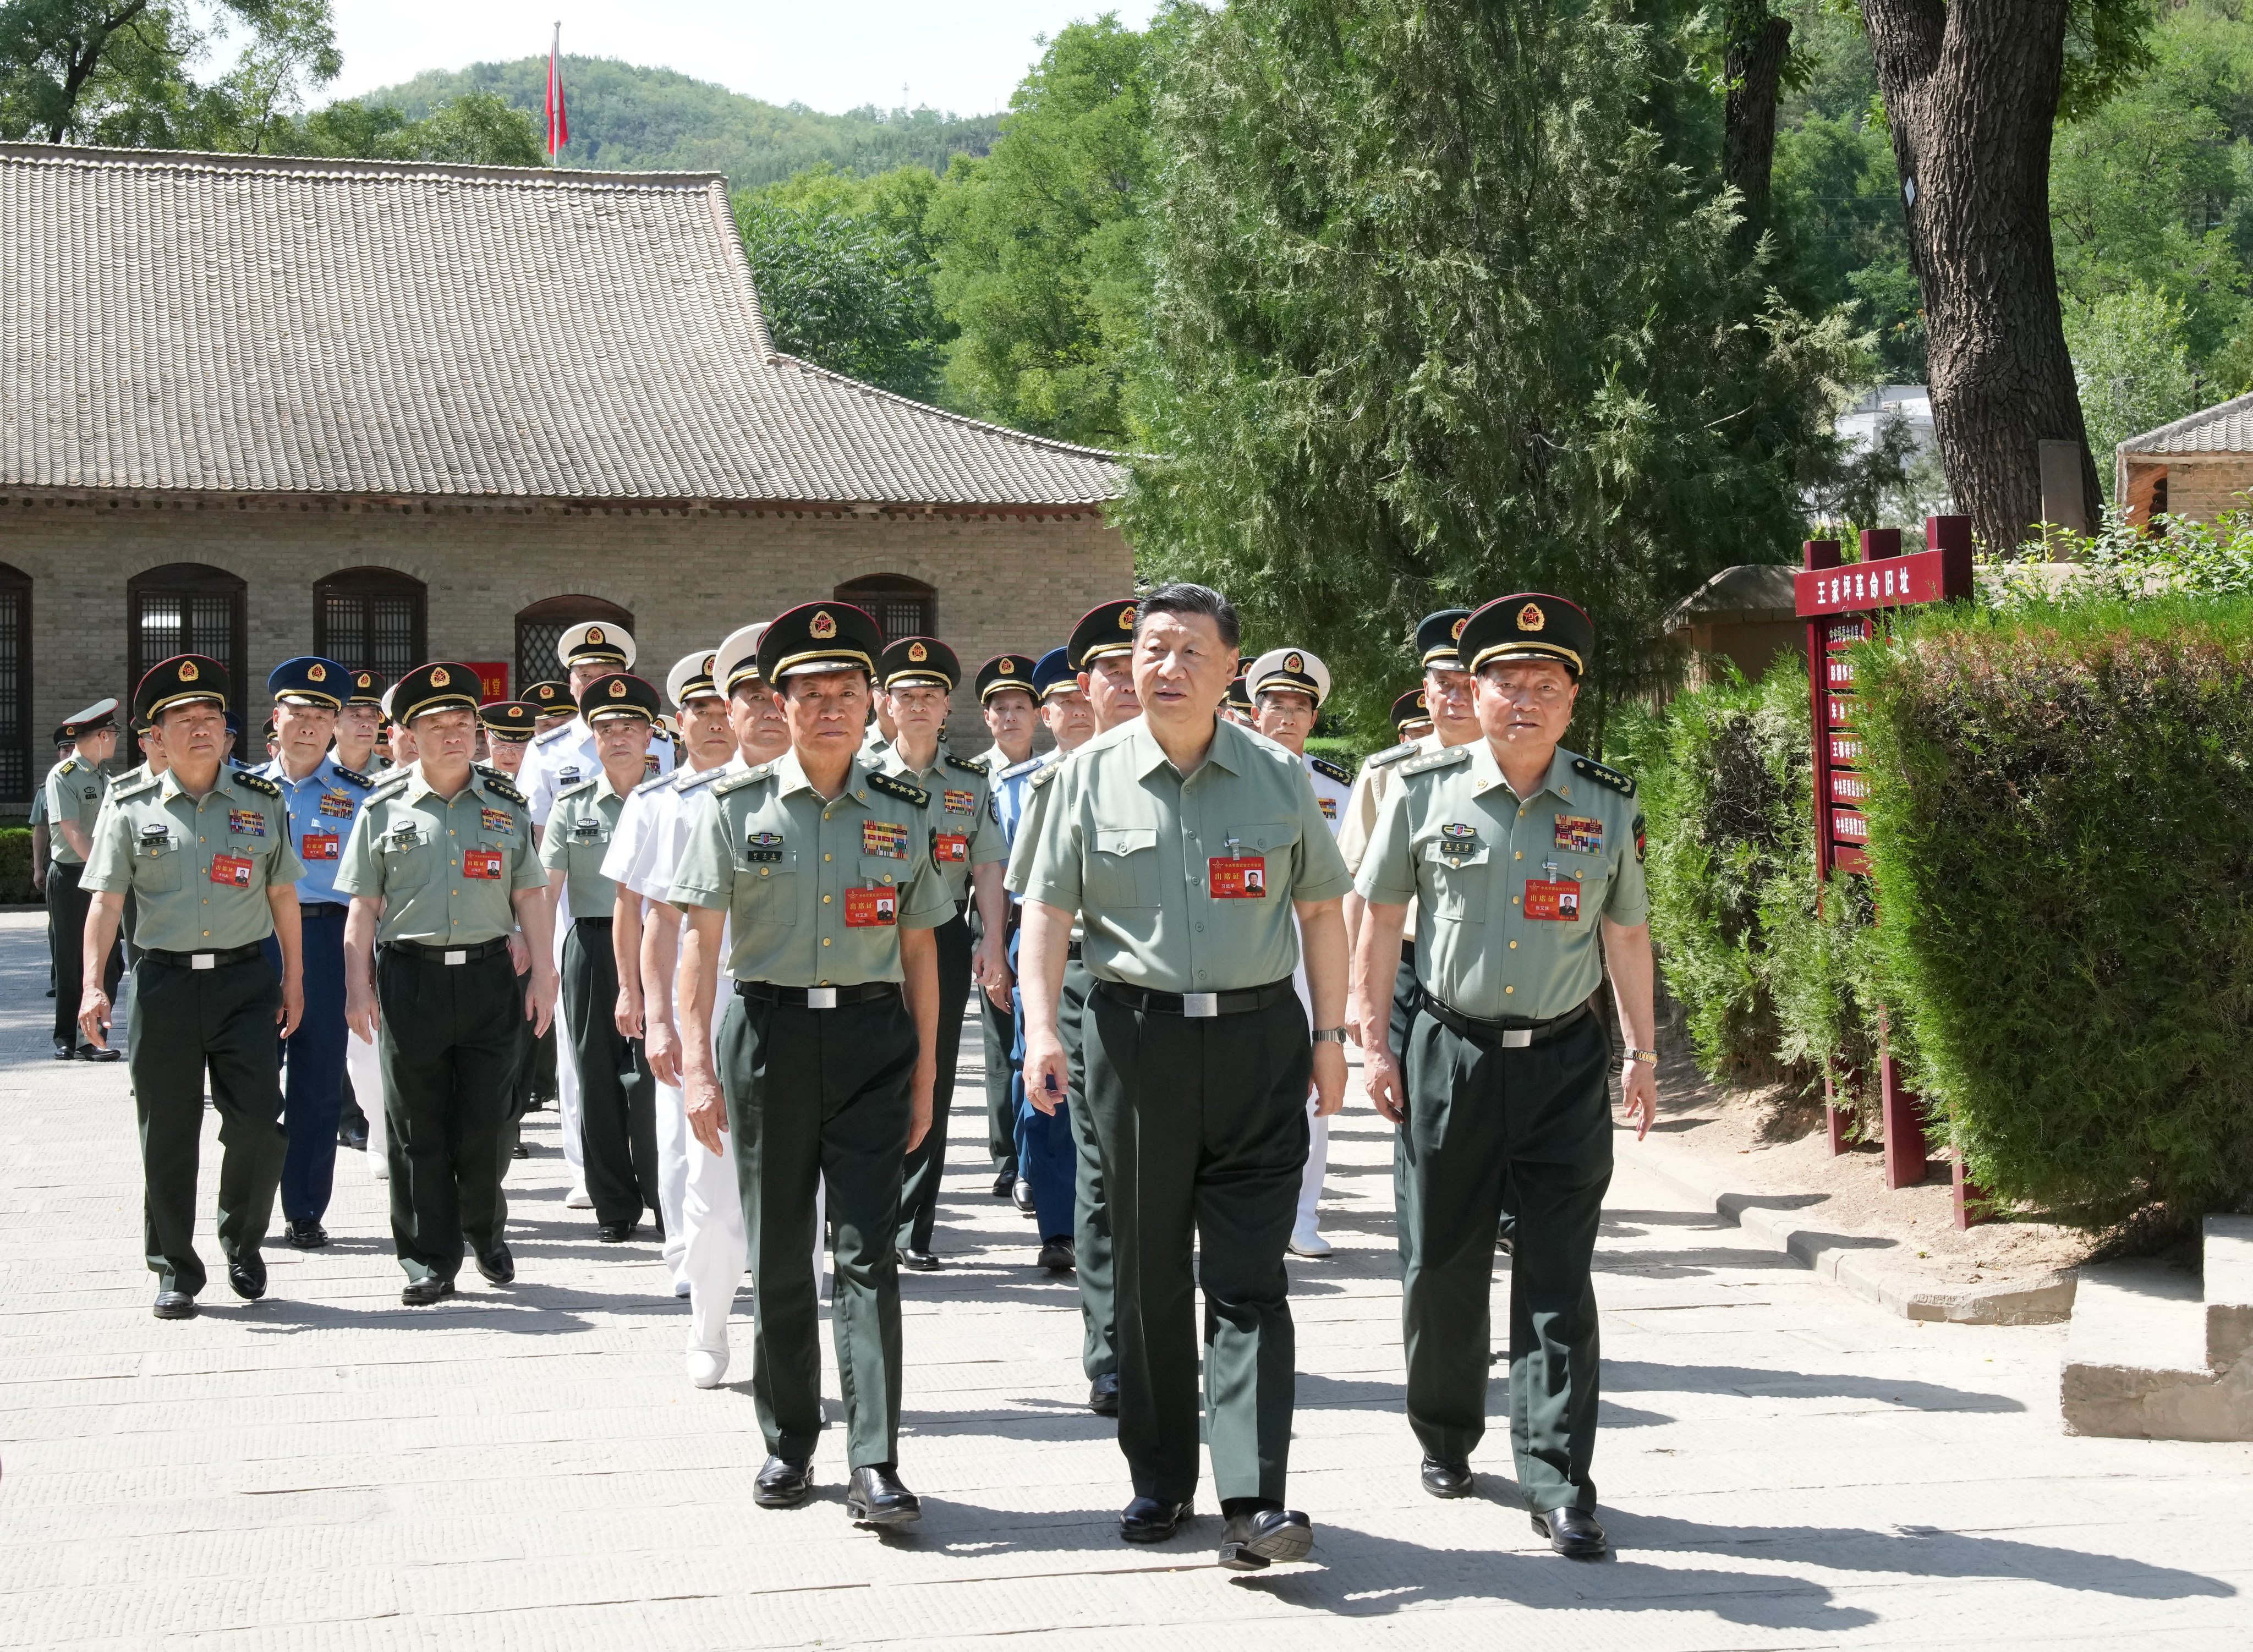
736,980,900,1010
299,902,348,920
1400,938,1417,965
575,915,613,929
1417,988,1592,1050
143,943,265,970
1095,976,1296,1019
1066,940,1083,963
388,936,513,964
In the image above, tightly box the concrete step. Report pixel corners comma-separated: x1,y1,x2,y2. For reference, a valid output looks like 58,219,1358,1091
2060,1215,2253,1440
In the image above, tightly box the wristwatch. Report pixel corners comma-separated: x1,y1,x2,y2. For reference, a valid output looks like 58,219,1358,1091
1625,1046,1659,1067
1311,1027,1349,1044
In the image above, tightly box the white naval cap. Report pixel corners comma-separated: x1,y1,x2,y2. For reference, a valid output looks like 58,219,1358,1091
714,622,770,692
1245,646,1331,708
556,620,637,671
665,649,722,709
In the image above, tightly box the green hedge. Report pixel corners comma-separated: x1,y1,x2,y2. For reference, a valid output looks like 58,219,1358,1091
0,828,32,904
1855,595,2253,1221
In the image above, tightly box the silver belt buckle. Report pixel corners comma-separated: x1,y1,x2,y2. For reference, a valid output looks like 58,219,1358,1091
1501,1028,1532,1049
1182,992,1219,1018
190,953,215,971
805,986,838,1009
443,950,467,966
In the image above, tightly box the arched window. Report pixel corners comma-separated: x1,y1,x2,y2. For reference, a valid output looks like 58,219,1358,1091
129,563,245,705
835,573,935,644
517,595,634,691
315,567,427,682
0,563,30,808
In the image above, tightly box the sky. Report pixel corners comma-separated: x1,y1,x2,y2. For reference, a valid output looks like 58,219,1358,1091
321,1,1165,116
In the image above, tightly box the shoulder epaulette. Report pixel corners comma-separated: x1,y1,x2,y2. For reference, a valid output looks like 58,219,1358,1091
556,775,600,802
867,769,931,809
331,764,374,789
532,721,577,748
1571,756,1637,797
1364,740,1419,771
366,769,413,799
633,773,673,797
58,758,78,776
231,769,282,798
1310,755,1351,786
947,751,990,777
1402,745,1472,777
479,773,529,808
714,761,776,797
1028,761,1062,792
114,773,161,803
672,765,726,793
997,755,1045,783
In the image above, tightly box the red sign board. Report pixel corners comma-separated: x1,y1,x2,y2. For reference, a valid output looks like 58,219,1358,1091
1794,547,1959,617
465,661,511,703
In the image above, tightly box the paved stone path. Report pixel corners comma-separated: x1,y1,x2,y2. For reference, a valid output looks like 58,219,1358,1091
2,910,2247,1648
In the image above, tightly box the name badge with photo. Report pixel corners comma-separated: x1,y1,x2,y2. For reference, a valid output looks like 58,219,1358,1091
845,886,898,926
210,853,254,887
1524,879,1581,922
463,848,504,880
301,831,340,861
933,832,969,865
1209,855,1268,898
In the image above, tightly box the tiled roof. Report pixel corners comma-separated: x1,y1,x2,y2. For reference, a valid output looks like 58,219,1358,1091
0,144,1124,507
2117,392,2253,457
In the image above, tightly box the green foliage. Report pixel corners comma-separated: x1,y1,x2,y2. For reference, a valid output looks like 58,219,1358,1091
276,90,541,166
2064,286,2201,498
1770,102,1924,380
0,826,29,903
360,56,1001,189
1853,595,2253,1220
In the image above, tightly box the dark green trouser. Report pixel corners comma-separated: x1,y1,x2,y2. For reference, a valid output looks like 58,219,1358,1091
497,964,535,1171
894,910,973,1254
1397,1007,1612,1513
722,987,916,1469
978,913,1017,1173
529,1018,558,1105
1062,958,1116,1381
1083,986,1311,1505
130,954,286,1295
563,920,656,1228
377,946,523,1282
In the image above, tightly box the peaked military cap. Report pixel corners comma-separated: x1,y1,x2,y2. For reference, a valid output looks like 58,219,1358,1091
580,672,662,725
974,653,1039,703
1224,675,1253,715
393,662,483,724
1067,599,1139,671
1460,591,1594,677
557,621,635,670
1391,687,1435,736
879,635,960,692
1246,645,1331,707
665,650,720,709
714,622,770,693
524,679,573,716
1031,646,1082,703
346,668,387,707
135,658,227,722
58,696,120,738
1416,608,1473,671
479,700,538,742
268,655,348,710
758,601,881,682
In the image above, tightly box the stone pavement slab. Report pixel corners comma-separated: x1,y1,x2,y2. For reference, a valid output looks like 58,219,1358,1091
1,911,2247,1648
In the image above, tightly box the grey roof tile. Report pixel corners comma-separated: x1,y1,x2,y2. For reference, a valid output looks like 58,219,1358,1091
2117,391,2253,457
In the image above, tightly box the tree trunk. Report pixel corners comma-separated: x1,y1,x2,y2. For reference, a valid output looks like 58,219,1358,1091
1860,0,2102,552
1723,14,1794,233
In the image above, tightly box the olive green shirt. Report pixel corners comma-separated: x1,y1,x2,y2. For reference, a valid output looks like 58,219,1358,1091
1356,741,1648,1021
1019,717,1353,995
668,748,955,985
42,756,108,865
334,763,544,946
540,773,631,919
81,766,303,951
879,744,1006,907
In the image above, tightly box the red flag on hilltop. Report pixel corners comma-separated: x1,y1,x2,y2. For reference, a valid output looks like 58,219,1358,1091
545,23,568,160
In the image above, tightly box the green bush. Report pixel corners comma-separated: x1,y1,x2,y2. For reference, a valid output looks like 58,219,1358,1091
0,828,33,903
1855,594,2253,1221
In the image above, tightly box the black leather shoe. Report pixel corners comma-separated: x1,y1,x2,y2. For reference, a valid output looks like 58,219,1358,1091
1532,1505,1609,1558
337,1123,369,1152
78,1044,121,1063
52,1040,76,1061
1497,1234,1514,1256
1038,1238,1076,1273
1088,1371,1120,1416
152,1288,195,1320
1120,1496,1192,1543
992,1170,1017,1198
1421,1456,1474,1498
1218,1508,1314,1571
401,1276,456,1307
754,1455,813,1508
227,1254,267,1300
597,1222,633,1243
512,1141,529,1159
475,1243,515,1285
284,1220,328,1250
898,1247,940,1272
845,1464,922,1527
1011,1178,1038,1216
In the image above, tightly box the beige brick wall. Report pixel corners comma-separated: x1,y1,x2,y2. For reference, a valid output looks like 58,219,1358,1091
2145,457,2253,523
1,495,1132,799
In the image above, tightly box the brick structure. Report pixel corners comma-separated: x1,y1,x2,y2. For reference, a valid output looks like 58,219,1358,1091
0,144,1130,806
2117,394,2253,528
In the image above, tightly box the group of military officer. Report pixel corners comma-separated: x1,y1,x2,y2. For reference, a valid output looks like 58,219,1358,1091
43,579,1657,1568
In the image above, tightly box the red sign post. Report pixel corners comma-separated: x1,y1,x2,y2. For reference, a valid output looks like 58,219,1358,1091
1797,518,1974,1208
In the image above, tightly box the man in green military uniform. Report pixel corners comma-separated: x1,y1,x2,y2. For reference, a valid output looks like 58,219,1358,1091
673,601,952,1529
1353,592,1657,1560
46,698,127,1061
1020,583,1352,1570
874,635,1011,1271
543,671,662,1241
338,662,556,1307
78,656,305,1319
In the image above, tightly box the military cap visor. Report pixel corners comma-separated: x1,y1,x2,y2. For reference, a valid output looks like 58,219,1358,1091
1461,592,1593,676
1030,646,1084,702
135,658,229,722
580,672,664,724
1067,599,1139,671
1224,676,1253,712
714,622,771,693
1246,646,1330,708
58,696,120,738
346,669,387,707
879,635,960,691
393,662,483,724
556,621,636,669
524,679,572,711
1391,688,1434,733
478,700,539,740
1416,608,1473,671
665,650,721,709
758,602,881,682
974,653,1039,702
268,655,349,710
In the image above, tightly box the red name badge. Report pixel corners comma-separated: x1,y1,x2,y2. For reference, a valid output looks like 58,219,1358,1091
300,832,340,861
463,848,504,880
933,832,969,865
845,886,898,927
1208,855,1268,898
1524,879,1582,922
210,853,253,887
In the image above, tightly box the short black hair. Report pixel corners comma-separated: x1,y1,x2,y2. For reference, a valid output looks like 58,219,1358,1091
1135,583,1240,652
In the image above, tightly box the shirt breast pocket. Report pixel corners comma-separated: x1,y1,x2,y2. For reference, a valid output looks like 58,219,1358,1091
1422,839,1490,923
1090,827,1160,908
381,831,434,890
564,825,609,879
136,838,183,893
733,842,799,925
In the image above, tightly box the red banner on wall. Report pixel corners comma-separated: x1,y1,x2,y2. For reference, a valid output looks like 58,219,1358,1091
465,661,511,703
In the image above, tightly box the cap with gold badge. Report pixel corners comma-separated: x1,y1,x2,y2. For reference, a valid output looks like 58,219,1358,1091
557,621,635,671
1458,592,1594,677
665,650,721,709
756,602,881,682
580,672,662,725
1066,599,1138,672
1030,646,1081,703
344,668,386,709
714,623,770,693
133,658,228,722
478,701,538,743
524,679,572,718
878,635,960,693
391,662,483,724
1416,608,1473,672
1224,676,1252,717
1391,687,1435,737
1245,646,1331,707
974,653,1038,702
267,656,348,711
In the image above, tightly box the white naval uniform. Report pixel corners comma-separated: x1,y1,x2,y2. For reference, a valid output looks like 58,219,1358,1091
1293,750,1353,1243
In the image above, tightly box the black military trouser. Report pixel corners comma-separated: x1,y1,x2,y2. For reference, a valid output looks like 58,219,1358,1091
563,919,657,1229
722,986,917,1470
48,861,122,1049
894,909,972,1255
1397,1005,1612,1513
1084,985,1312,1506
974,903,1017,1176
1062,957,1116,1381
377,945,523,1283
130,953,287,1295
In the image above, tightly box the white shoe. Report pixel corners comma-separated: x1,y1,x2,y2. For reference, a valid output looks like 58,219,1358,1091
565,1185,594,1210
685,1347,728,1388
672,1278,692,1299
370,1160,390,1182
1288,1227,1332,1258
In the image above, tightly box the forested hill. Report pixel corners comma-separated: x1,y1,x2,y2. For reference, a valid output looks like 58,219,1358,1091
360,57,1002,187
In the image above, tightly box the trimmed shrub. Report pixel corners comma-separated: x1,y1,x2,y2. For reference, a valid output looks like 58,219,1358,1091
1855,595,2253,1221
0,828,32,903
